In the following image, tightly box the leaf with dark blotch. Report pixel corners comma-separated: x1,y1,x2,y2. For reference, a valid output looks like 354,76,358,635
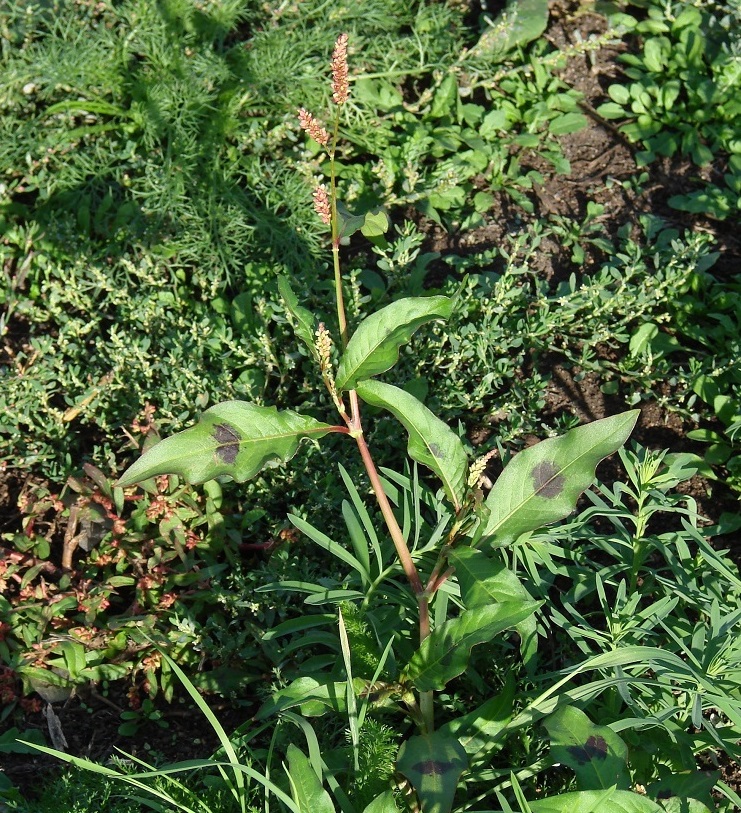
397,732,468,813
544,706,629,791
355,379,468,510
212,423,240,464
402,601,540,692
531,460,566,498
566,735,609,765
117,401,336,486
481,411,639,546
336,296,453,392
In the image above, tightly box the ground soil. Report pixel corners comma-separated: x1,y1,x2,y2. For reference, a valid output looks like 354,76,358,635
2,0,741,803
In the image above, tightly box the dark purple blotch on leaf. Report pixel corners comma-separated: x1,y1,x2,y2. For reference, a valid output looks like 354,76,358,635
212,423,240,464
565,735,609,765
531,460,566,498
429,442,444,460
411,760,456,776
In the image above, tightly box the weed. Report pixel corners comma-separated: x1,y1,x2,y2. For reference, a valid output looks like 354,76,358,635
23,34,733,813
597,0,741,219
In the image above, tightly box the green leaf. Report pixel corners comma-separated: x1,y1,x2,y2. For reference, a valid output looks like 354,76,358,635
117,402,335,486
646,771,718,813
335,296,453,392
289,513,371,583
657,800,712,813
286,744,336,813
481,411,639,546
362,790,399,813
607,84,630,106
543,706,629,790
643,38,665,72
361,209,390,238
529,788,663,813
481,0,549,55
448,548,537,668
430,74,459,119
437,673,514,757
336,200,368,239
549,113,588,135
396,732,468,813
403,601,540,691
596,101,629,120
0,728,45,754
355,379,468,510
256,676,357,720
278,276,318,360
629,322,659,356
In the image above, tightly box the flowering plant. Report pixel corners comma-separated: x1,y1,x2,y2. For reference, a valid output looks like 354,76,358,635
109,34,647,813
28,34,667,813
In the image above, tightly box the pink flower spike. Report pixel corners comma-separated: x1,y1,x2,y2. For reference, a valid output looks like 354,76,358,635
298,107,330,146
331,33,349,105
313,185,331,225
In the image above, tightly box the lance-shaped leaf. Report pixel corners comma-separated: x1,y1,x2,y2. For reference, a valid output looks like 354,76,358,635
278,276,318,361
529,788,664,813
286,744,335,813
438,673,514,757
335,296,453,392
362,790,399,813
402,601,540,692
481,411,639,546
396,732,468,813
117,401,335,486
255,676,364,720
355,379,468,511
449,548,537,669
544,706,629,791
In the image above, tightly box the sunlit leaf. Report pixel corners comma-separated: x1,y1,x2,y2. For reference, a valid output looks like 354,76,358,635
117,402,336,486
449,548,537,668
403,601,540,692
479,0,549,56
396,731,467,813
286,744,335,813
361,208,390,238
356,379,468,510
481,411,639,545
256,676,353,720
529,788,663,813
335,296,453,392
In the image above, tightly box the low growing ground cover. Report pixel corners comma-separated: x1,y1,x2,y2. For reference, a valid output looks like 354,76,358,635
1,0,741,811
